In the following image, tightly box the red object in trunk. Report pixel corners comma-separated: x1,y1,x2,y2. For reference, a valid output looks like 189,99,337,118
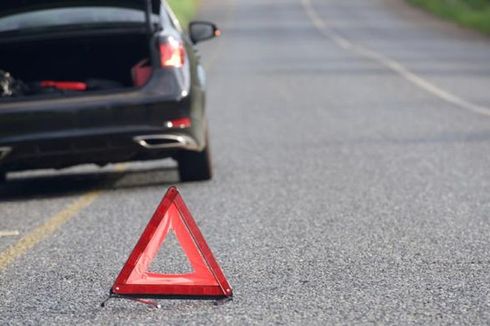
131,59,152,87
40,80,87,91
111,187,233,299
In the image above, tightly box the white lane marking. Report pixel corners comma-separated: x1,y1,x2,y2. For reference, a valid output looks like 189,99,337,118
302,0,490,117
0,230,20,238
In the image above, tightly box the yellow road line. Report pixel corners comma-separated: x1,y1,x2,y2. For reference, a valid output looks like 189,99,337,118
302,0,490,117
114,163,127,173
0,163,128,271
0,191,100,271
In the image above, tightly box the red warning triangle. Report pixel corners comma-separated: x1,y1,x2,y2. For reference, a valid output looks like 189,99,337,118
111,187,232,299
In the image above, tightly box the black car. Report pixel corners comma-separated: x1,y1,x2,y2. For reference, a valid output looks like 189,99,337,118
0,0,219,182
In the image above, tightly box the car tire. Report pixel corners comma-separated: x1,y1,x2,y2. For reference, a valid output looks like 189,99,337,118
177,137,212,182
0,171,6,184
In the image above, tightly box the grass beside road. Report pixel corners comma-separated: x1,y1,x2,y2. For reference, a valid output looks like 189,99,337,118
408,0,490,35
167,0,199,27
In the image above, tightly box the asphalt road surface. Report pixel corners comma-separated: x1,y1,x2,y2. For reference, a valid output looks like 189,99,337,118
1,0,489,324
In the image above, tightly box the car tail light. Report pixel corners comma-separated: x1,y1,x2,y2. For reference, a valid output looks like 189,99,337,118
160,37,186,68
165,117,192,129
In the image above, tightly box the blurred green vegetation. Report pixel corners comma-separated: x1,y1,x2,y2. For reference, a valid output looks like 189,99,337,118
408,0,490,34
167,0,199,27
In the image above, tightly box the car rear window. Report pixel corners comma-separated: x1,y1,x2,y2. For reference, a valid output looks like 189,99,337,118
0,7,154,33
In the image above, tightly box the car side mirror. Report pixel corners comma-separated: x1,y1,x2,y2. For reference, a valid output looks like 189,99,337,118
189,21,220,44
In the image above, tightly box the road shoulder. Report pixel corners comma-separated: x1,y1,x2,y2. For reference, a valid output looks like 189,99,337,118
383,0,490,41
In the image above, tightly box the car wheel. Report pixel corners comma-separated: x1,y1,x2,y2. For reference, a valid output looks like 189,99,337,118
177,137,212,182
0,171,6,183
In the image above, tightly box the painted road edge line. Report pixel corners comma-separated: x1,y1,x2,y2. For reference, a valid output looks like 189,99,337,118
0,191,100,271
0,164,127,271
301,0,490,117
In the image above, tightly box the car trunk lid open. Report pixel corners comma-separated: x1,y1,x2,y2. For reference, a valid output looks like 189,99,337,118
0,0,160,16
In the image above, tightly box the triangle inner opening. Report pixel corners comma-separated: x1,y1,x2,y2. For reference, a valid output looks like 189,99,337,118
148,229,194,274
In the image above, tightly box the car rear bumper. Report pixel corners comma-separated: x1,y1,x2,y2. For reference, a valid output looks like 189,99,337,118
0,71,206,172
0,130,200,171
